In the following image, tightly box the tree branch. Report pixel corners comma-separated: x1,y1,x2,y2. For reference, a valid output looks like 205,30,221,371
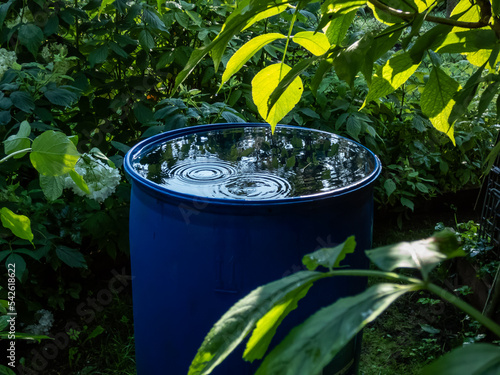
368,0,490,29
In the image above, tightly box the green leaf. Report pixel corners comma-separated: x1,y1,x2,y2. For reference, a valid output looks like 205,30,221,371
39,174,65,201
266,57,318,116
384,179,396,197
139,29,155,50
89,44,109,67
222,33,286,87
421,67,460,145
0,0,15,31
434,30,498,54
416,182,429,193
325,10,357,46
30,131,80,176
174,0,289,90
400,197,414,211
252,63,303,133
421,343,500,375
362,53,420,108
188,271,326,375
5,253,26,281
449,63,485,124
333,33,374,88
4,120,31,158
243,282,313,362
346,114,362,140
243,4,288,31
477,81,500,118
302,236,356,271
0,316,8,331
311,59,334,95
18,24,44,56
134,102,154,124
56,246,87,268
98,0,114,16
10,91,35,113
44,87,78,107
0,207,33,244
365,230,464,279
255,283,416,375
293,31,330,56
69,169,90,194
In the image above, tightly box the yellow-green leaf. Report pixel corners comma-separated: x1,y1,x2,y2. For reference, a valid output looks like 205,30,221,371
30,131,80,176
222,33,286,87
69,169,90,194
421,67,460,145
243,4,288,31
252,63,303,133
362,52,420,108
0,207,33,244
293,31,330,56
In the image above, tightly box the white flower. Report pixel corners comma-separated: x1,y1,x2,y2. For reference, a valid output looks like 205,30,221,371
65,153,121,202
0,48,17,78
25,309,54,336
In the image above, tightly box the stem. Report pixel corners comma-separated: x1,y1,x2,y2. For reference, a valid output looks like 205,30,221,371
427,283,500,338
0,148,32,164
368,0,490,29
326,269,423,285
280,6,298,80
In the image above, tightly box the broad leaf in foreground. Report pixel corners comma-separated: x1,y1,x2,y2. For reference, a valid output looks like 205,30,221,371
302,236,356,271
30,131,80,176
188,271,326,375
420,343,500,375
365,230,464,280
255,283,417,375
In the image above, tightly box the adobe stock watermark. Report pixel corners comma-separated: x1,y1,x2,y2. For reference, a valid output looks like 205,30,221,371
15,268,133,375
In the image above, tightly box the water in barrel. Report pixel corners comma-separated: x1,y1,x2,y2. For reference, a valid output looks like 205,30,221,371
132,126,376,200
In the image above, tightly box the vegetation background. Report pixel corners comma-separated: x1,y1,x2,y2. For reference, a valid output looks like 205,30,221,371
0,0,499,373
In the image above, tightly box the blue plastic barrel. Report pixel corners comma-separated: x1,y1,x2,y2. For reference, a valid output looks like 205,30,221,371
124,123,381,374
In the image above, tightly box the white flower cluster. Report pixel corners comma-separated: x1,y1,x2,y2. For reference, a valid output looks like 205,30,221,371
65,153,121,202
25,309,54,336
0,48,17,78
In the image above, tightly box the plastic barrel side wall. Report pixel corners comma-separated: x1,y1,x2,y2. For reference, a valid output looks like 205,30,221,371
125,124,381,375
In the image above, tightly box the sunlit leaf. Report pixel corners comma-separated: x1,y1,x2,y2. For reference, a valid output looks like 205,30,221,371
188,271,326,375
252,63,302,133
222,33,286,86
362,52,420,108
243,4,288,30
365,230,464,280
69,169,90,194
255,284,416,375
0,207,33,244
421,67,460,145
30,131,80,176
293,31,330,56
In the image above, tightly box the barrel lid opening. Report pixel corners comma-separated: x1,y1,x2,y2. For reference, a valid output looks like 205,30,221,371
125,124,381,204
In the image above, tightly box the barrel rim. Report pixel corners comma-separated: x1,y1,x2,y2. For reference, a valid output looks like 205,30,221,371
123,123,382,206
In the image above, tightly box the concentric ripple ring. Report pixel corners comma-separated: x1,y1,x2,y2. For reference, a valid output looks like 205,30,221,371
216,173,292,200
168,159,238,185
